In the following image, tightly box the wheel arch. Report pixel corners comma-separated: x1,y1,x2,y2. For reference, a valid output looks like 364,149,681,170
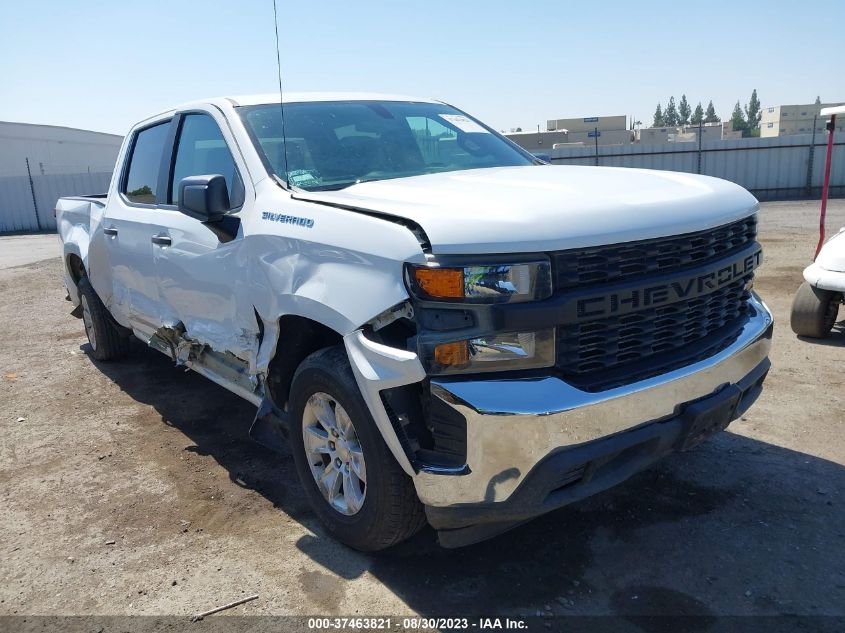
66,252,86,286
256,310,424,478
264,313,345,411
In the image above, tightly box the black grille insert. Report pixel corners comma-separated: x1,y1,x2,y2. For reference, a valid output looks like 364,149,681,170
552,216,758,291
557,275,754,392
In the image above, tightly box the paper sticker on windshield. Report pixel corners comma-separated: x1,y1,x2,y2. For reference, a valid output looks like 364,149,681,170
287,170,320,188
439,114,489,134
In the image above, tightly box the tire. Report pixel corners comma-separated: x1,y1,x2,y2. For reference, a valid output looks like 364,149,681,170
790,281,840,338
289,345,425,551
78,276,131,361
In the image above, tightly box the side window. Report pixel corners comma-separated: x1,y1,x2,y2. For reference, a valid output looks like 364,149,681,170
170,114,243,207
123,122,170,204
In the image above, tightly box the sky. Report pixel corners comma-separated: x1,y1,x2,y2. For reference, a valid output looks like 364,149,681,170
1,0,844,136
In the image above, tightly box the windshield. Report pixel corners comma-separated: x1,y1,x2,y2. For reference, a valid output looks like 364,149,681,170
238,101,537,191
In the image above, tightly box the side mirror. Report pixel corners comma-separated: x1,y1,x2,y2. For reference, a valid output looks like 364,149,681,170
177,174,229,222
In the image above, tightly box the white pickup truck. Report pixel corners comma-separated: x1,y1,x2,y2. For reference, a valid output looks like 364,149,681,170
57,93,773,550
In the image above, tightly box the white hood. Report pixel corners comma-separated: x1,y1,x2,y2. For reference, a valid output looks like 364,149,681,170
295,165,759,255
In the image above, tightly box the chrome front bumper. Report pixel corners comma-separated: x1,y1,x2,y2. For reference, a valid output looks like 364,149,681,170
413,293,773,507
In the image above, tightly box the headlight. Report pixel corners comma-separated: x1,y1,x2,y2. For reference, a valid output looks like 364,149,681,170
426,329,556,375
407,261,552,303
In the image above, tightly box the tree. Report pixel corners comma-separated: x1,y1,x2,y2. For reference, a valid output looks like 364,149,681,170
815,95,822,105
730,101,747,134
653,103,665,127
678,94,691,126
744,89,761,135
664,96,679,126
704,100,720,123
515,127,522,132
690,102,705,125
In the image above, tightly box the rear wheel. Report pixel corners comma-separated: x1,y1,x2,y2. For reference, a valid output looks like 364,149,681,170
790,281,841,338
78,276,131,361
289,346,425,551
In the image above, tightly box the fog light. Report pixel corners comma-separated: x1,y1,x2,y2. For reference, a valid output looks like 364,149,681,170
434,340,470,367
428,329,555,374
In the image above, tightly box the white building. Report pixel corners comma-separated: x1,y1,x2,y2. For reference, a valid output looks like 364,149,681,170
0,122,122,233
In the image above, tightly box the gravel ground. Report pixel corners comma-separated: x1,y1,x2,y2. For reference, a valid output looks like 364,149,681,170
0,200,843,623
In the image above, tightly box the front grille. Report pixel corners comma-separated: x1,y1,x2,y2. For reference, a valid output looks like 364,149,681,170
551,216,758,291
552,216,758,391
557,276,753,391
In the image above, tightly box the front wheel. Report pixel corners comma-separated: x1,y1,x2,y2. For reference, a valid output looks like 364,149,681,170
790,281,841,338
289,346,425,551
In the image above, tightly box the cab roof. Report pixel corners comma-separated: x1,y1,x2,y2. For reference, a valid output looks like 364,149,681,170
135,92,446,130
227,92,443,106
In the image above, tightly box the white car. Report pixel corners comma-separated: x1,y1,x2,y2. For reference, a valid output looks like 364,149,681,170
56,93,773,550
791,228,845,337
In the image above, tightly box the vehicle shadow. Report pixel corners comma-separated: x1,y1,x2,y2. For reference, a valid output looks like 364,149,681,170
89,341,845,624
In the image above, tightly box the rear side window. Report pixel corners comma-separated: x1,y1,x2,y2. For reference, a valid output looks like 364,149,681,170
170,114,243,207
123,122,170,204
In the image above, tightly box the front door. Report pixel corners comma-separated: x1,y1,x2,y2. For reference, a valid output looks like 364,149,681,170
151,110,255,358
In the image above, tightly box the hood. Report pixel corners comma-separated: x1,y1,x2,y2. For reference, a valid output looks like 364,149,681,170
294,165,759,255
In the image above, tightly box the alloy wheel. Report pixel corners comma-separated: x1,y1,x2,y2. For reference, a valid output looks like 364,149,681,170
302,392,367,515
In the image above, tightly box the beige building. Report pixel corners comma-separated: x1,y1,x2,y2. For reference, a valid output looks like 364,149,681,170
567,129,633,145
504,130,570,152
760,102,845,137
506,114,633,151
547,115,627,133
505,114,632,151
721,121,742,140
637,122,735,145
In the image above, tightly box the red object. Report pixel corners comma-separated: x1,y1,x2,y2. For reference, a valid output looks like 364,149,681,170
815,113,837,260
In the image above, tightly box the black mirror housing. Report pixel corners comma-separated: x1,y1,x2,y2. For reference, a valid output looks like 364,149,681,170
178,175,229,222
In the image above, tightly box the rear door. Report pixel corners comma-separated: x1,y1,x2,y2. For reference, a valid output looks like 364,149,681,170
99,118,174,337
150,109,255,357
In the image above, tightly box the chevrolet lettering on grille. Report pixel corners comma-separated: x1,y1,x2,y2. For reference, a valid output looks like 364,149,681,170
571,246,762,321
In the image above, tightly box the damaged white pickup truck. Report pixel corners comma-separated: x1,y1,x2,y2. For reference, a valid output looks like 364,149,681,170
57,93,773,550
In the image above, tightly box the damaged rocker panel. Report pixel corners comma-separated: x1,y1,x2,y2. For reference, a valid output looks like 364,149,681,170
147,322,291,454
148,324,263,406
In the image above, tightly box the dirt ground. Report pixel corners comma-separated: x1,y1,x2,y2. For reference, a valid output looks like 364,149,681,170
1,200,843,623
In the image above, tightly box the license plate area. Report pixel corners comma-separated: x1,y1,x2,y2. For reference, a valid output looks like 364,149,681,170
678,384,742,450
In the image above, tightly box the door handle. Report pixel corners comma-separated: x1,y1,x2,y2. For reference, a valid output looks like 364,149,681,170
103,227,118,236
151,234,172,246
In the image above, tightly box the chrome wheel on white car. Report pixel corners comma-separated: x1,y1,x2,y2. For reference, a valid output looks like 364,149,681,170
302,392,367,515
288,345,425,551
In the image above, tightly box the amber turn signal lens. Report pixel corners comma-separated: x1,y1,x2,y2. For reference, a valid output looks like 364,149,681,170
413,267,464,299
434,341,469,366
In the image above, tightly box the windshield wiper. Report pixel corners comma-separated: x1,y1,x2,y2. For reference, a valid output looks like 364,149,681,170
307,182,357,191
308,178,381,192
